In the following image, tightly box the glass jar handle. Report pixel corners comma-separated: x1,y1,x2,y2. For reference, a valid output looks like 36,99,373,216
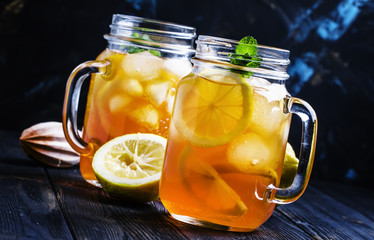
265,96,318,204
62,60,110,155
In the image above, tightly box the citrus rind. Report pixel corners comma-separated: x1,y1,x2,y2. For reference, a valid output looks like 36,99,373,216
174,75,253,148
92,133,167,202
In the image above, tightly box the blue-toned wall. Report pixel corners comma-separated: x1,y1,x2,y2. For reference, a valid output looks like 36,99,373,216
1,0,373,186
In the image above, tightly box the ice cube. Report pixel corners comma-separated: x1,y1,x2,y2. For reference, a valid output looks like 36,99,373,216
267,83,289,101
122,51,162,81
248,77,271,88
227,133,272,172
166,88,176,114
250,77,289,102
145,81,171,107
122,78,144,98
109,94,132,113
250,90,284,136
128,104,159,130
163,58,192,79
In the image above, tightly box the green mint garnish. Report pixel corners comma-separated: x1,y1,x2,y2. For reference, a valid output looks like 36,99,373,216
229,36,262,77
235,36,258,57
148,49,161,57
126,33,161,57
229,69,254,78
127,46,145,54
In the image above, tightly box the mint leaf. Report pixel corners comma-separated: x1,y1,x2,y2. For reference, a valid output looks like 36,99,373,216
246,56,261,68
230,68,254,78
236,36,258,56
139,34,151,42
126,33,161,57
229,36,262,77
132,32,140,39
228,53,247,66
127,46,146,54
148,49,161,57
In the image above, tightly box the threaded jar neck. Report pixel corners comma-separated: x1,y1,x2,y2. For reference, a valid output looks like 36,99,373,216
193,35,291,81
104,14,196,57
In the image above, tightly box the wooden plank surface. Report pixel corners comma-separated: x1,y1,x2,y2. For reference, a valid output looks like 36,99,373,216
277,181,374,240
312,179,374,222
46,166,189,240
1,129,374,239
0,130,73,240
46,166,313,240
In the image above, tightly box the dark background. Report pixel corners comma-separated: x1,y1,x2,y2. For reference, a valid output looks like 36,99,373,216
1,0,373,187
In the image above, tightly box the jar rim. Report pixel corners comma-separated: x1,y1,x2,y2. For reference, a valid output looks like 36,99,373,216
194,35,291,81
111,14,196,38
197,35,289,55
103,14,196,56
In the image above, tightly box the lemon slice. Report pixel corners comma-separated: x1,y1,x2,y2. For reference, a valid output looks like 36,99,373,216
279,143,299,188
179,145,247,220
92,133,167,202
174,75,253,147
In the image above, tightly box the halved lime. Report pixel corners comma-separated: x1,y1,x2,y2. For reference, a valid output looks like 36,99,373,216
92,133,167,202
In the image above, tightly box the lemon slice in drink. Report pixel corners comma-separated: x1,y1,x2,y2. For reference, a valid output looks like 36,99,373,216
174,75,253,147
179,145,247,220
92,133,166,202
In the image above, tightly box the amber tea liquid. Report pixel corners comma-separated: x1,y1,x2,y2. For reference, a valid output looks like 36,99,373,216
81,49,191,185
159,74,291,231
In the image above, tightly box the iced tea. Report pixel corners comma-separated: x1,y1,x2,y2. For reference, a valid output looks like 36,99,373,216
159,72,291,231
159,35,317,232
81,49,192,185
62,14,196,187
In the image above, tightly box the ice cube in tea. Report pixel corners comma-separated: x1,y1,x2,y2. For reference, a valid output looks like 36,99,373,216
80,50,192,185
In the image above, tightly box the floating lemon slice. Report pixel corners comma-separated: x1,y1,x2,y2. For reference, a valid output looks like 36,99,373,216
92,133,166,202
178,145,247,220
174,75,253,147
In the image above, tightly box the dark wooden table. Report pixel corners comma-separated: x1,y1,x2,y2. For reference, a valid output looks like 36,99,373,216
1,129,374,240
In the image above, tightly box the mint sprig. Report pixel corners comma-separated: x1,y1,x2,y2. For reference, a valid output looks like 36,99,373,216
126,33,161,57
229,36,262,77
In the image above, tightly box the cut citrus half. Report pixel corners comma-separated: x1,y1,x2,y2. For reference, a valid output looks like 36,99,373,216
178,145,247,220
174,75,253,147
92,133,167,202
279,143,299,188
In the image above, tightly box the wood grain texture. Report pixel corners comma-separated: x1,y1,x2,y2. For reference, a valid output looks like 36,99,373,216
46,166,189,240
312,179,374,222
0,130,73,240
46,166,314,240
277,184,374,240
2,129,374,239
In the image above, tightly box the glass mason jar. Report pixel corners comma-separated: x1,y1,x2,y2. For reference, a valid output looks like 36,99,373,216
159,35,318,231
62,14,196,187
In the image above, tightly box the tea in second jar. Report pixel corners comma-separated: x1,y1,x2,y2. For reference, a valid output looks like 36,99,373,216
159,36,317,231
